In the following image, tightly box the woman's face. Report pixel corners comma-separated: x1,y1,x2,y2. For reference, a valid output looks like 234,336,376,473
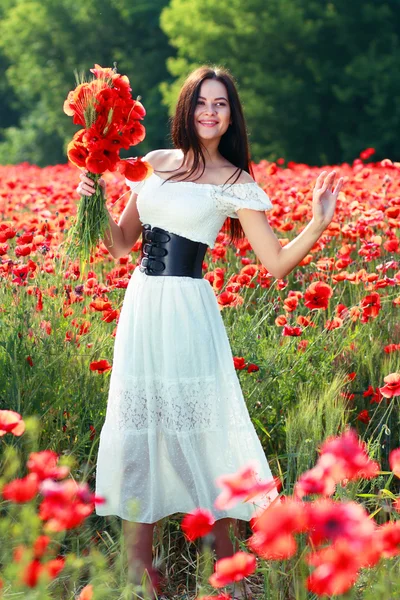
194,79,232,141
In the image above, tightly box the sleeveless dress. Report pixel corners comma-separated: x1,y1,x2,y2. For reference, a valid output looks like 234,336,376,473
95,170,279,523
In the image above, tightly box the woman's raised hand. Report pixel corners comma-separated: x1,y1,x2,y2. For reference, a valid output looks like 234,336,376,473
312,170,343,229
76,170,107,198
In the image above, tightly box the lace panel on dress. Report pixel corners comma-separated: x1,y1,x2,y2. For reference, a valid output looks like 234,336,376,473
105,373,252,433
210,183,273,219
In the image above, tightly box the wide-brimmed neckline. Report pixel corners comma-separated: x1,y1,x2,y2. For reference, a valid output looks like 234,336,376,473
151,171,256,187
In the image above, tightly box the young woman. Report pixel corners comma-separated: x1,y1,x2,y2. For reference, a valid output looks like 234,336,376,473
77,65,343,600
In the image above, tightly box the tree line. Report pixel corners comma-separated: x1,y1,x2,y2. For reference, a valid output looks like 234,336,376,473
0,0,399,167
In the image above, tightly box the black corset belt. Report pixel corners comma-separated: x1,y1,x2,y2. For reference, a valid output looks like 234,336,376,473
138,224,208,278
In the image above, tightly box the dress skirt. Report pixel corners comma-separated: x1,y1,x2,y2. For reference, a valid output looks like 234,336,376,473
95,266,279,523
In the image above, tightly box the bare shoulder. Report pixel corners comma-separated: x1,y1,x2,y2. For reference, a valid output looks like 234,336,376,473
144,148,184,173
143,148,256,184
141,149,169,169
233,170,256,184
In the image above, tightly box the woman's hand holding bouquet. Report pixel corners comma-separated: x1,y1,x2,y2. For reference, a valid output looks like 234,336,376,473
63,62,153,278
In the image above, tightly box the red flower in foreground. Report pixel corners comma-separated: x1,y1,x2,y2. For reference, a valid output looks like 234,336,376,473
39,479,103,505
181,508,215,542
306,539,364,596
389,448,400,478
39,495,93,532
305,499,376,547
33,535,52,559
27,450,70,481
38,479,104,532
295,429,380,501
247,498,308,560
318,428,380,481
294,457,337,499
375,520,400,558
209,551,256,588
2,472,40,503
77,584,94,600
17,553,65,588
0,409,26,437
214,460,279,511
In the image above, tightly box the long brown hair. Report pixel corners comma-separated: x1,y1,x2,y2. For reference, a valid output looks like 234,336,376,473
158,65,255,246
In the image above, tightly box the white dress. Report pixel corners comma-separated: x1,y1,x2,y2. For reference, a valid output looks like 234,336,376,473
95,170,279,523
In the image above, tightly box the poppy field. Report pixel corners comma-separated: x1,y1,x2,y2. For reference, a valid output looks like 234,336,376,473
1,151,400,599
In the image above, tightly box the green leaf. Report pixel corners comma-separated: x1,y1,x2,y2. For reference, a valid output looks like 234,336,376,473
253,417,271,438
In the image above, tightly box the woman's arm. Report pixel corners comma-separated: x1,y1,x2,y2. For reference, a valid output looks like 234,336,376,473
110,150,163,259
237,210,324,279
237,170,343,279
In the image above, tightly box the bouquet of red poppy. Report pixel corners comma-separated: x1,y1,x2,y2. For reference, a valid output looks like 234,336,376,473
63,62,153,276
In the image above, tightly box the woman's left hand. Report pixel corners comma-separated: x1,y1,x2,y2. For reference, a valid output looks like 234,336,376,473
312,170,344,229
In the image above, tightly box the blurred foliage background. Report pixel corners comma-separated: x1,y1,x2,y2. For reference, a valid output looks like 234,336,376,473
0,0,399,167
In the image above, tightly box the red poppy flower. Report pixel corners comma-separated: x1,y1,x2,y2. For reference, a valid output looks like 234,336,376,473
306,539,363,596
0,409,25,437
181,508,215,542
66,139,88,169
356,409,371,424
2,473,40,503
89,359,112,373
304,281,333,310
27,450,70,481
118,156,153,183
209,551,256,588
214,460,279,511
247,498,308,560
305,499,375,547
389,448,400,478
379,372,400,398
233,357,246,370
318,428,380,481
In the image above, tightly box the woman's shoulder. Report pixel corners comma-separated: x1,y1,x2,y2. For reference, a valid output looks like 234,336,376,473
145,148,185,173
148,149,256,184
141,148,169,170
232,170,256,184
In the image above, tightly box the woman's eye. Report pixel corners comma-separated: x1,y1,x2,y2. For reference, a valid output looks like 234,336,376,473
197,101,225,106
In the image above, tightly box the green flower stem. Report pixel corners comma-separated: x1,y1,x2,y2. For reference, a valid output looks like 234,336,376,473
63,173,111,281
